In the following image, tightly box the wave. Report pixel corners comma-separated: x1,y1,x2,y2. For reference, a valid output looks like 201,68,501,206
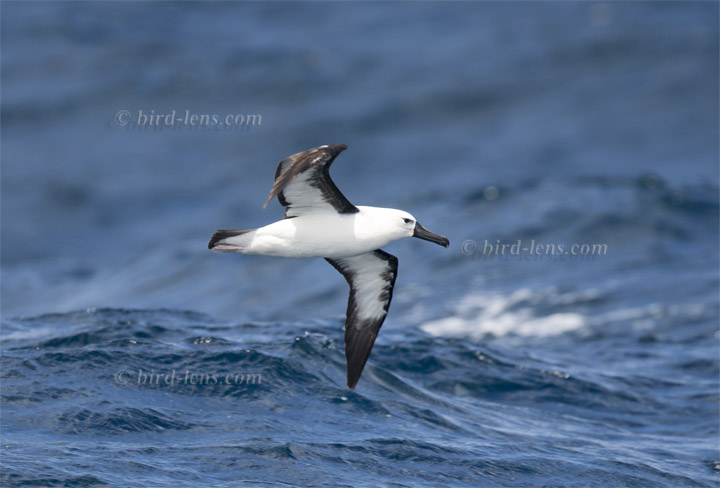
2,306,716,487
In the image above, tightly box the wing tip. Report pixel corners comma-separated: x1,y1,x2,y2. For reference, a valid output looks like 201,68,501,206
344,327,380,390
345,357,369,390
346,357,366,390
324,143,347,154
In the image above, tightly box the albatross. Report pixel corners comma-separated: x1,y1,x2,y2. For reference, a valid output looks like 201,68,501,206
208,144,449,389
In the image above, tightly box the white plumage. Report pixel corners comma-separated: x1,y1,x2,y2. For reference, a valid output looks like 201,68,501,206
208,144,449,388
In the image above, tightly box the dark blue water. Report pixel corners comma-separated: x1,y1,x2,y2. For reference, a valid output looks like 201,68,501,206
2,2,718,487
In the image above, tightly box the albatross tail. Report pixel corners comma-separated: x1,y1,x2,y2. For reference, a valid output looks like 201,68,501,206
208,229,255,253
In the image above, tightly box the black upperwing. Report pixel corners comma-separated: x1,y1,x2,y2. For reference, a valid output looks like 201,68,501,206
263,144,358,218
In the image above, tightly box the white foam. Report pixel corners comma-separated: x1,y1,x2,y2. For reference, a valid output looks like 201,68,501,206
421,288,587,339
421,306,585,339
0,325,59,343
421,287,708,340
421,288,598,340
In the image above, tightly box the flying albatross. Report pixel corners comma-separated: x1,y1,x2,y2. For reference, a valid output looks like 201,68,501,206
208,144,449,389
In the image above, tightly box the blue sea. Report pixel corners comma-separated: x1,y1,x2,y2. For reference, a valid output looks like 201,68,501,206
1,2,719,487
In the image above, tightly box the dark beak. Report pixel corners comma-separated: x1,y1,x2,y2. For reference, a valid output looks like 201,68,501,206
413,222,450,248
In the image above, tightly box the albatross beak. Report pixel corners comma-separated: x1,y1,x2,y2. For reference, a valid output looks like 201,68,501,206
413,222,450,248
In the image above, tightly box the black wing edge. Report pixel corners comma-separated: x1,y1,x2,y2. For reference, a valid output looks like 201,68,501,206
263,144,358,215
326,249,398,389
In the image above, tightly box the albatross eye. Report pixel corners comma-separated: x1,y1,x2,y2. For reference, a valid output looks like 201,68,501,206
402,218,413,224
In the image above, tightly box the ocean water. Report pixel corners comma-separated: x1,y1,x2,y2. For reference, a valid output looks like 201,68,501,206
1,2,719,487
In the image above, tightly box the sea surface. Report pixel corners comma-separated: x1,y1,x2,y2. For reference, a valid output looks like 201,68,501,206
1,2,719,487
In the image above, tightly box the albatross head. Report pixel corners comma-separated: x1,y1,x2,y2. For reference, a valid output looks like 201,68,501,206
378,208,450,248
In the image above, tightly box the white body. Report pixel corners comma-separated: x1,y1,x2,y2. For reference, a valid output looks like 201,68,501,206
208,144,449,389
220,206,415,259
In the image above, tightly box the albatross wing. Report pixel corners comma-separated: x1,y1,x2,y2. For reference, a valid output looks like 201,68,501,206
326,249,398,389
263,144,358,217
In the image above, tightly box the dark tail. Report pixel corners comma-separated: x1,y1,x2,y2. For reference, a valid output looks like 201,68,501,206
207,229,254,249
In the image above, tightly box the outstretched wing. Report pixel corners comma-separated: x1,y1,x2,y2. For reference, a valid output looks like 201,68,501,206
263,144,358,218
326,250,398,389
